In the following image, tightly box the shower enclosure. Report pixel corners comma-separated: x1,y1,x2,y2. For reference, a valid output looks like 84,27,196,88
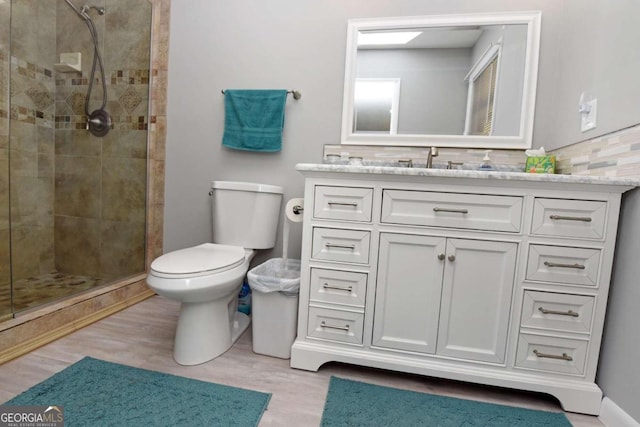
0,0,152,321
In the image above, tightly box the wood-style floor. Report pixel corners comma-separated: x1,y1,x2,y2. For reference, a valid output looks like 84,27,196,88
0,296,602,426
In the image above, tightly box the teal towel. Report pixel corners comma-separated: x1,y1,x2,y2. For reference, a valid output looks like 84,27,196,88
222,89,288,152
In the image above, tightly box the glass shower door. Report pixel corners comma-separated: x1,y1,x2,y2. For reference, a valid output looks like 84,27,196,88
0,0,10,321
0,0,151,318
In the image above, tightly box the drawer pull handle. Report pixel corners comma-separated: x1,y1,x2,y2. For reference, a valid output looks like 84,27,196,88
325,243,356,250
549,215,592,222
328,201,358,207
448,255,456,262
538,307,579,317
322,283,353,292
437,253,445,261
544,261,586,270
533,349,573,361
433,207,469,214
320,321,350,331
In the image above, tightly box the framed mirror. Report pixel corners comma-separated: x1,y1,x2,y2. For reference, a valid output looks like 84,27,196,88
340,11,542,149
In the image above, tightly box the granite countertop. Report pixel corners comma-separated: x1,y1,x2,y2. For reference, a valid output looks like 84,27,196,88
295,163,640,188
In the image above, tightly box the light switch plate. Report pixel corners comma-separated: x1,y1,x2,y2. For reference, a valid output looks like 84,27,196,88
581,98,597,132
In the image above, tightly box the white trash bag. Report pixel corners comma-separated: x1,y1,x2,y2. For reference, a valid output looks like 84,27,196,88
247,258,300,295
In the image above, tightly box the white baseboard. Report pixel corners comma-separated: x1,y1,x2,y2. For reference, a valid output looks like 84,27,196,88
599,397,640,427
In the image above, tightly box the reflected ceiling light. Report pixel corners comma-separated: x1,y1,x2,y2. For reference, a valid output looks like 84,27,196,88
358,31,422,46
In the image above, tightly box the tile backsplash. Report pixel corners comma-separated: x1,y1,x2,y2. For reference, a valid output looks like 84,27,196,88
323,144,527,171
323,123,640,177
551,124,640,177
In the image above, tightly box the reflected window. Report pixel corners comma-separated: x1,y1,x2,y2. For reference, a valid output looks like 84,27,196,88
465,43,500,136
353,78,400,134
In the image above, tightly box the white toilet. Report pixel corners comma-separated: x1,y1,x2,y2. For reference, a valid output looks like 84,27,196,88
147,181,283,365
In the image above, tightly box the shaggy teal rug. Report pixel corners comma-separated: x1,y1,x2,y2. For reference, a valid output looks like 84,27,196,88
3,357,270,426
321,377,572,427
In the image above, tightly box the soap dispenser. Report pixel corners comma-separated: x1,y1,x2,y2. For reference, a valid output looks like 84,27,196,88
479,150,495,171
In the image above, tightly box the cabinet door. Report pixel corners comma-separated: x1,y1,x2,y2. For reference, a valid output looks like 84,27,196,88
436,239,517,363
372,233,445,354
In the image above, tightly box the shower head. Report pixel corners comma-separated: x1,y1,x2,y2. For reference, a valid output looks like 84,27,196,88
64,0,104,21
81,5,105,16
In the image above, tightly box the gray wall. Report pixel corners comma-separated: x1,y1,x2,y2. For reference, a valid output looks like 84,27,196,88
357,48,470,135
165,1,640,420
165,0,568,260
543,0,640,150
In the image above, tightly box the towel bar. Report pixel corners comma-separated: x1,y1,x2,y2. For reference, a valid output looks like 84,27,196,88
221,89,301,100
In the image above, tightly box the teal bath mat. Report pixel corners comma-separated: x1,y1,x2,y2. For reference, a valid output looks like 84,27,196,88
321,376,572,426
2,357,270,427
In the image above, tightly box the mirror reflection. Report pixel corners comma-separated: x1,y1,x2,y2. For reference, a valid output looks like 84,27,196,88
341,12,541,148
353,79,400,134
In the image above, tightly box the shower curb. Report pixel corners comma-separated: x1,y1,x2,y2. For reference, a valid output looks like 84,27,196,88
0,282,154,365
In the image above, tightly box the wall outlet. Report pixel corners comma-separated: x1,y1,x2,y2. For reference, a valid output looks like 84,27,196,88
580,98,597,132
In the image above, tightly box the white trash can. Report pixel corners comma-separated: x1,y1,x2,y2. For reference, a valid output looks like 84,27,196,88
247,258,300,359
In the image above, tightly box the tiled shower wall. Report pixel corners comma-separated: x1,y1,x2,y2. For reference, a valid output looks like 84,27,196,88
8,1,57,285
0,0,167,362
53,0,151,280
0,0,152,318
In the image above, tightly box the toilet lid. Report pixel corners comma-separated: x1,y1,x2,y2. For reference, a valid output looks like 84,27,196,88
150,243,245,276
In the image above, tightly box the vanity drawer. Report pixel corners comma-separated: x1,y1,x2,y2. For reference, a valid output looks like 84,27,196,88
381,190,523,232
525,244,601,287
307,306,364,345
515,333,588,376
531,198,607,240
310,268,367,307
311,227,370,264
314,186,373,222
521,291,594,334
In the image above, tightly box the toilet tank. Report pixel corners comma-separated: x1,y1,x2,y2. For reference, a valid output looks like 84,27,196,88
211,181,284,249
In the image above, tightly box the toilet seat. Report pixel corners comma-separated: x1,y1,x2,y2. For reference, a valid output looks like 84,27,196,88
150,243,246,279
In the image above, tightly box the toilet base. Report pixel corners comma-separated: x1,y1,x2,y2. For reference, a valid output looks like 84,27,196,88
173,297,249,366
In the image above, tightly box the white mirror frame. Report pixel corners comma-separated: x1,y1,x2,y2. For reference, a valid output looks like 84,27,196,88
340,11,542,149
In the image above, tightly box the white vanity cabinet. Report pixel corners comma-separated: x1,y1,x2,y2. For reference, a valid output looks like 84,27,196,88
290,164,637,415
373,233,517,364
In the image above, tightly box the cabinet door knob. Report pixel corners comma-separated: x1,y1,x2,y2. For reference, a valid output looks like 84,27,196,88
437,253,445,260
448,255,455,262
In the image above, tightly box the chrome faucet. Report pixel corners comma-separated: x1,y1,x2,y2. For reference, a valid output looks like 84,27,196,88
426,147,439,168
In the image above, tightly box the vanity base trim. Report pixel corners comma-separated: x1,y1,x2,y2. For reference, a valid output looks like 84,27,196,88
290,340,603,415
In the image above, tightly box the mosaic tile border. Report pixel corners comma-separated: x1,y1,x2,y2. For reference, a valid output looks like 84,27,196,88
55,69,151,87
10,104,54,128
110,69,151,85
10,56,54,82
6,54,55,128
54,115,149,130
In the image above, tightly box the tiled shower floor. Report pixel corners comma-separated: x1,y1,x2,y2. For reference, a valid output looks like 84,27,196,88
0,272,105,314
